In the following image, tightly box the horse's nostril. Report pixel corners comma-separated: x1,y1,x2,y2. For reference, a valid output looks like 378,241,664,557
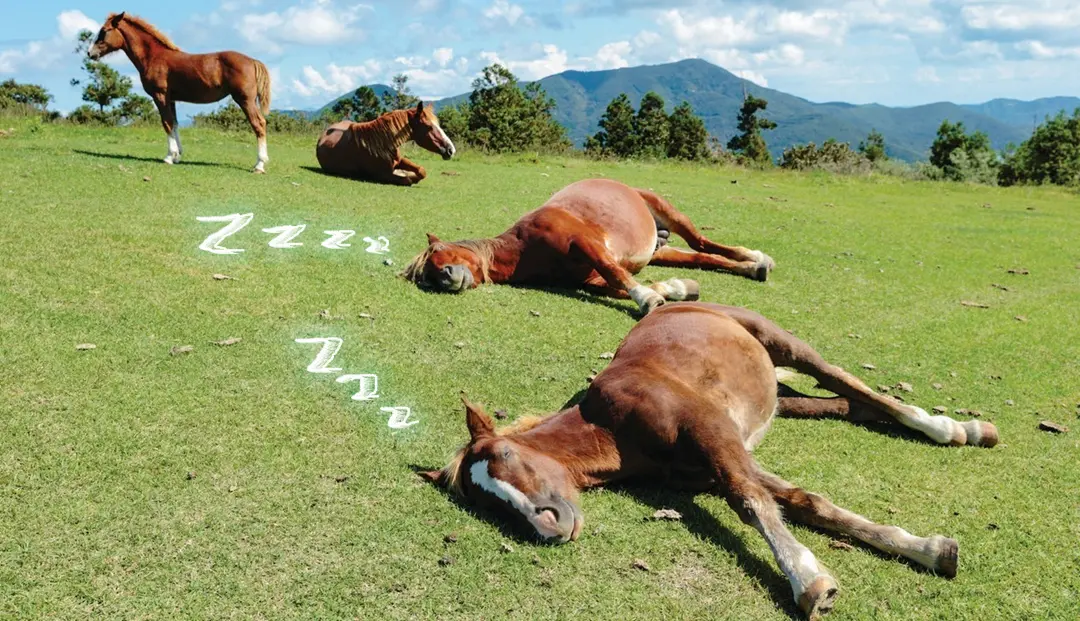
537,506,559,522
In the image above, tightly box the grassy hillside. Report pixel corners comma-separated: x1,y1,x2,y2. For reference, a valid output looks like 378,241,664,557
1,121,1079,620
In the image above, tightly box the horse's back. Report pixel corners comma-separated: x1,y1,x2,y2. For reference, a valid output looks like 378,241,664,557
540,179,657,269
593,302,777,444
316,122,359,175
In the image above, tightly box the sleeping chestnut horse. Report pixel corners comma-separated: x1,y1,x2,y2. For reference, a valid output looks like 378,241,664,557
403,179,774,314
422,302,999,618
88,12,272,172
316,102,455,185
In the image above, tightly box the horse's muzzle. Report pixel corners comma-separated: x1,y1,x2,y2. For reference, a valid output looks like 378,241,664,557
435,264,472,292
533,495,583,544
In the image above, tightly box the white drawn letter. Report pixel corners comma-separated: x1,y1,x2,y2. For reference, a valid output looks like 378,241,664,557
322,230,356,250
381,406,419,429
294,337,344,373
336,374,380,401
363,236,390,255
197,212,254,255
263,224,307,248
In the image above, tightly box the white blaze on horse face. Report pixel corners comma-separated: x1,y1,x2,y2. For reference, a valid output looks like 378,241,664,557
294,337,344,373
197,212,254,255
336,373,379,401
321,230,356,250
263,224,306,248
469,460,562,538
435,120,455,157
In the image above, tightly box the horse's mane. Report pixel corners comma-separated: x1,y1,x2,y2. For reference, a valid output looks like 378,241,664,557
400,237,506,285
112,13,181,51
441,415,551,497
352,109,413,161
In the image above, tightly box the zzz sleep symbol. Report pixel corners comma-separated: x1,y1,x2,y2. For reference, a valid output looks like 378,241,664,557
363,236,390,254
321,230,356,250
381,406,418,429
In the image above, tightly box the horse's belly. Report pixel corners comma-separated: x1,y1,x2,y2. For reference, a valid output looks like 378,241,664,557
607,232,656,272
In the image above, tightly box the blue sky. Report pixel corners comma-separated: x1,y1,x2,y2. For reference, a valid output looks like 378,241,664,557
3,0,1080,115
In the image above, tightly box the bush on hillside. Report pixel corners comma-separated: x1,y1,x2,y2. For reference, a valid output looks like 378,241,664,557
780,139,871,175
999,109,1080,187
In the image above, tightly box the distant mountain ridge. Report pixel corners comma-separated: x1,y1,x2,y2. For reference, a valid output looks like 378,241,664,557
318,59,1080,162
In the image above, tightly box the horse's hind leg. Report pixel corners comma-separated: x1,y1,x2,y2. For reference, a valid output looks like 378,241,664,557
724,307,998,447
756,468,959,578
650,246,768,281
637,189,775,278
235,94,268,173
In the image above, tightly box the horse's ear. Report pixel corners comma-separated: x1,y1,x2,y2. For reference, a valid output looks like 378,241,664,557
418,469,446,486
112,12,125,25
426,232,441,245
463,398,494,441
416,100,425,113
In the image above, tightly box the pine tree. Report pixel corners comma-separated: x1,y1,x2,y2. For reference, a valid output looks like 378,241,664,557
634,91,669,159
0,79,52,111
667,101,709,160
351,86,384,121
590,93,637,157
381,74,419,111
467,64,568,152
727,95,776,166
858,129,887,162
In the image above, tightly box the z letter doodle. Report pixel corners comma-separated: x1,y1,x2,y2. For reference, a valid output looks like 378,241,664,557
294,337,344,373
197,213,253,255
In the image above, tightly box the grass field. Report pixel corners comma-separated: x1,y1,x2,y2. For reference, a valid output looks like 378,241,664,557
1,119,1079,620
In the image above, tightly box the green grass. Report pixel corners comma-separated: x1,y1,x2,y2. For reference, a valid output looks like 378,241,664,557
1,120,1079,620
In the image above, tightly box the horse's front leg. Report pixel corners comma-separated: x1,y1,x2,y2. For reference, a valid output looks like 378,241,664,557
152,94,180,165
395,157,427,182
567,236,671,315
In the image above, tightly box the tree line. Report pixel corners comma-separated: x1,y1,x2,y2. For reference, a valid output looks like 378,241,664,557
3,43,1078,187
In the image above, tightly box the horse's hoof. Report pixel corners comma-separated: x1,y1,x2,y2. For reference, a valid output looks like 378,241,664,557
931,536,959,578
753,264,769,282
797,575,839,619
681,279,700,301
252,168,266,175
639,296,665,316
163,158,175,165
961,420,999,448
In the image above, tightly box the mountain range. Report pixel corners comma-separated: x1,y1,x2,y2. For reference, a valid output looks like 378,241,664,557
320,59,1079,162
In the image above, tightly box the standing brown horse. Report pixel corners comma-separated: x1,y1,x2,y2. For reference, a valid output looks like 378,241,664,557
403,179,774,314
88,12,271,172
315,102,456,185
422,302,999,618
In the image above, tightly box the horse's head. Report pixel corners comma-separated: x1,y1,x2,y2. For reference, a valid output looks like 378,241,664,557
422,400,584,543
409,101,455,160
401,233,484,292
88,13,126,60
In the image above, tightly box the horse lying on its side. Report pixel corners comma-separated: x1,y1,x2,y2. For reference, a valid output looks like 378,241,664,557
422,302,999,618
403,179,775,314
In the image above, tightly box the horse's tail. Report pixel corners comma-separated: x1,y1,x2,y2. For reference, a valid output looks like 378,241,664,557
253,60,271,117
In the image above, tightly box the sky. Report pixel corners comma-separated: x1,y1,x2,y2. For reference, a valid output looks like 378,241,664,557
3,0,1080,115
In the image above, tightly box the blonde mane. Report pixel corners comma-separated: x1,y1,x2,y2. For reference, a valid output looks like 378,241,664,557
441,414,551,497
400,237,506,285
352,109,414,161
113,13,181,51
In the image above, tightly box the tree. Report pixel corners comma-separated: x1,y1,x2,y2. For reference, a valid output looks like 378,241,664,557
929,120,998,182
727,95,777,166
999,109,1080,186
0,79,52,111
333,86,384,121
588,93,637,157
381,74,419,111
436,101,471,143
858,129,887,163
466,63,568,152
634,91,670,159
667,101,709,160
71,29,156,125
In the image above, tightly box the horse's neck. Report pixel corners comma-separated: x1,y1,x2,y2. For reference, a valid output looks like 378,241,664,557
118,22,161,76
359,111,412,155
485,233,525,283
513,406,621,488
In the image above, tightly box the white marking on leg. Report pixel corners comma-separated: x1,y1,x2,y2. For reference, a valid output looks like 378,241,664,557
900,405,964,444
749,500,827,601
469,460,563,539
629,285,661,310
255,136,268,172
165,132,179,164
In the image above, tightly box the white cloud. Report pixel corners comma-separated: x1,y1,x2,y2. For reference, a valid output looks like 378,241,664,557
962,3,1080,34
658,10,757,47
291,61,382,97
238,1,370,53
769,10,843,40
592,41,632,70
732,69,768,86
432,47,454,68
1014,40,1080,60
484,0,527,27
915,66,941,83
0,10,99,74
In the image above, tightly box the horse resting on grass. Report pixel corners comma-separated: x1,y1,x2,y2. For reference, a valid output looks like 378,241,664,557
403,179,775,315
421,302,999,618
88,12,272,172
316,102,456,186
